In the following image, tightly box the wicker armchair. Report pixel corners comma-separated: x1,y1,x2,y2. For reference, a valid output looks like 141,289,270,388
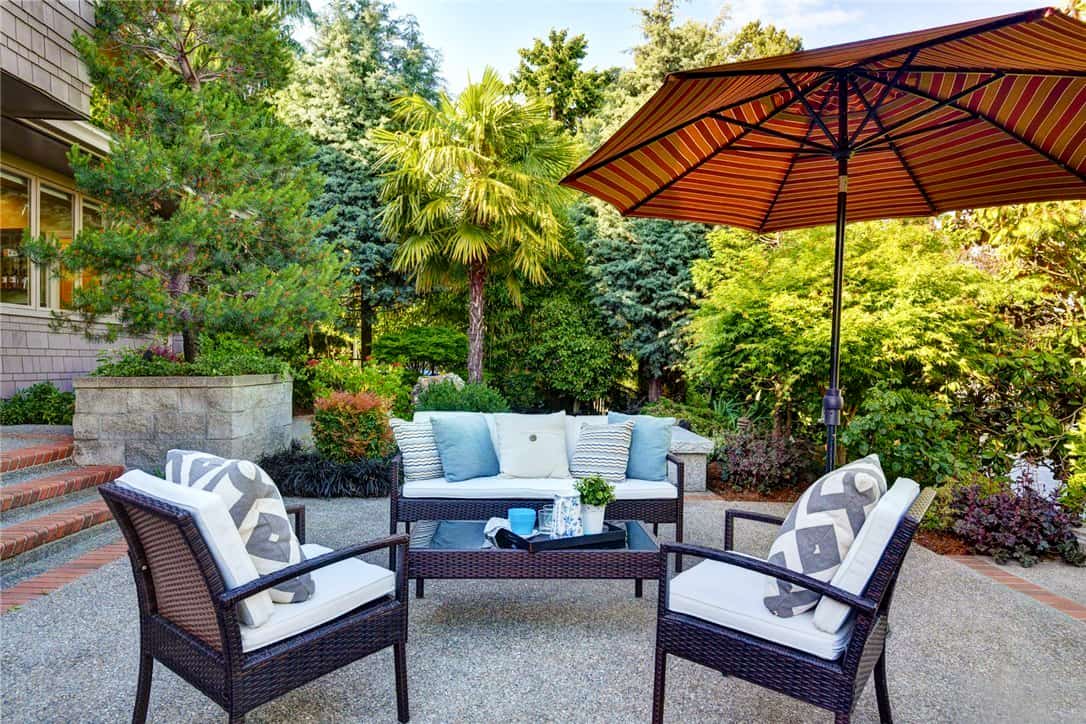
99,482,410,724
651,487,935,724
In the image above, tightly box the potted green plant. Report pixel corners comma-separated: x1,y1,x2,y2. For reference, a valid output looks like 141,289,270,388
575,475,616,535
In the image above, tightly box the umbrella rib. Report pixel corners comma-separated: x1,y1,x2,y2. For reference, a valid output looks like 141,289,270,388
855,69,1086,183
848,76,936,212
564,81,801,182
883,66,1086,78
713,113,836,152
758,79,838,232
621,74,837,216
849,49,918,147
858,116,977,148
781,73,839,148
852,73,1003,151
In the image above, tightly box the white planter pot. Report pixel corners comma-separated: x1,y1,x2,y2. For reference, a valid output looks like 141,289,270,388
581,504,606,535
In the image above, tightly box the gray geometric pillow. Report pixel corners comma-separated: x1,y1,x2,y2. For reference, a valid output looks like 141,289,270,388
763,455,885,618
390,419,444,481
166,450,314,603
569,420,635,484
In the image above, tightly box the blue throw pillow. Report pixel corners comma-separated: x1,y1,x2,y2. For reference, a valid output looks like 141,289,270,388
430,415,500,482
608,412,675,481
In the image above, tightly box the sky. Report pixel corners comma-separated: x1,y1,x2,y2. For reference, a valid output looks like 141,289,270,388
299,0,1047,92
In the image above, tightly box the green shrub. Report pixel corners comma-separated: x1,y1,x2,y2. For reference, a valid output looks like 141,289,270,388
640,397,737,438
922,472,1006,532
0,383,75,425
1063,422,1086,519
356,362,413,418
372,326,467,375
840,387,970,487
312,391,395,463
415,381,510,413
294,358,412,417
93,336,287,378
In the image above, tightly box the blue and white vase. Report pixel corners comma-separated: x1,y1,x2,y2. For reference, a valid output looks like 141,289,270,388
552,492,582,538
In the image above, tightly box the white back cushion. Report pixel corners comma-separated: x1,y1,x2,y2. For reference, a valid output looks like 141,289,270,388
564,415,607,460
813,478,920,633
116,470,275,627
494,412,569,478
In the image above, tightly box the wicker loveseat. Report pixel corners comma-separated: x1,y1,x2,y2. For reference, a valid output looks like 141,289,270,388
388,411,686,563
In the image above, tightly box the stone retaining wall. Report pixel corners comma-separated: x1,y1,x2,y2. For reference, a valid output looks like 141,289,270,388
73,374,292,470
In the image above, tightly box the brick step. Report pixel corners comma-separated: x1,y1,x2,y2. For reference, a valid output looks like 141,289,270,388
0,499,113,560
1,540,128,613
0,465,124,512
0,436,75,474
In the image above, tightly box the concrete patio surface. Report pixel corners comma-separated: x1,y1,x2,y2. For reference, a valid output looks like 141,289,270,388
2,495,1084,723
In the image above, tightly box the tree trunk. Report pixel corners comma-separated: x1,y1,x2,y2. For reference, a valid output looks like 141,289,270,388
181,327,197,363
466,262,487,383
358,294,374,361
647,376,663,402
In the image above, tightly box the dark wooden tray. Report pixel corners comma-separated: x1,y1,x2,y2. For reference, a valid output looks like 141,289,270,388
494,522,627,552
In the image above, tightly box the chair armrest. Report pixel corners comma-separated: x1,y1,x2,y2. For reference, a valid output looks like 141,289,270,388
284,503,306,544
659,542,877,615
724,509,785,550
218,534,410,608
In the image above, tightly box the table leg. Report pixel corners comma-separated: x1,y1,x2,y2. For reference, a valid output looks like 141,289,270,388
635,579,643,598
415,578,425,599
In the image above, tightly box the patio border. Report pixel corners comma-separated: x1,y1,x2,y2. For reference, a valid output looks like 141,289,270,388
0,540,127,613
948,555,1086,621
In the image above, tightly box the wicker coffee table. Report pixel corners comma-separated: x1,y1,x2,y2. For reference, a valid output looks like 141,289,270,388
407,520,660,598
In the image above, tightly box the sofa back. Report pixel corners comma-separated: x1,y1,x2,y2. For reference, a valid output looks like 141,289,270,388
412,411,612,461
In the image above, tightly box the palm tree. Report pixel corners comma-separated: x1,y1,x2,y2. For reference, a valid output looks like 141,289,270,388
373,68,579,382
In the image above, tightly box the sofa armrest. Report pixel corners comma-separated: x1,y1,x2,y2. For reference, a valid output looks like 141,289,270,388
666,453,684,489
659,542,877,614
724,509,785,551
284,503,305,544
218,534,410,608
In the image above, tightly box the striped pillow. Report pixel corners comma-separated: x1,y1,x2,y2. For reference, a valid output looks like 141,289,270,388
391,419,444,482
569,420,635,484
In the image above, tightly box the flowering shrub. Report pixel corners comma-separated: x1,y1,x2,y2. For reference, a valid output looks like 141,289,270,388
312,391,394,463
951,484,1085,567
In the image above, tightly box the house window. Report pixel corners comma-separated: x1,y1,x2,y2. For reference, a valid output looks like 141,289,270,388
0,171,31,305
0,164,102,312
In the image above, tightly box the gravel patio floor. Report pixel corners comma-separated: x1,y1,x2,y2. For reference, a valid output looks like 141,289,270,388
2,494,1084,723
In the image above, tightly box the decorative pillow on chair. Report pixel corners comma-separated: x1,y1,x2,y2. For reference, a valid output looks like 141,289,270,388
391,419,444,481
494,412,570,478
569,420,635,484
607,412,675,481
166,450,314,604
763,455,885,618
430,415,500,482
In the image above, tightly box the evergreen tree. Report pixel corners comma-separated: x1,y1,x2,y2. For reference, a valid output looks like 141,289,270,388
579,0,802,400
277,0,440,356
510,29,618,132
38,0,344,361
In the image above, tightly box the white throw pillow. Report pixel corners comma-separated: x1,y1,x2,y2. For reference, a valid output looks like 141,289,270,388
166,450,313,604
813,478,920,633
494,412,570,478
115,469,275,627
391,419,444,481
763,455,885,618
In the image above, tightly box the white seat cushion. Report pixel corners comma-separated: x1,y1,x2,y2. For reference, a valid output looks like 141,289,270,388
813,478,920,633
670,559,852,661
401,476,677,500
240,543,395,652
115,470,275,628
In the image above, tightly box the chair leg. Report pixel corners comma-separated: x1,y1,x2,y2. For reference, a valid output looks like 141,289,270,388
228,715,245,724
874,648,893,724
415,578,425,599
834,713,850,724
394,641,410,723
635,578,643,598
651,646,667,724
132,652,153,724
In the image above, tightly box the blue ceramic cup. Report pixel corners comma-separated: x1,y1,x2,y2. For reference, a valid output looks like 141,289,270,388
507,508,536,536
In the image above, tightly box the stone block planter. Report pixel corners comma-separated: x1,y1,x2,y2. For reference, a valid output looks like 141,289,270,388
669,426,714,492
73,374,292,470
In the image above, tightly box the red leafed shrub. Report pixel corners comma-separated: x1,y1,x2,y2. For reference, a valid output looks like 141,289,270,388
951,483,1085,567
312,391,394,463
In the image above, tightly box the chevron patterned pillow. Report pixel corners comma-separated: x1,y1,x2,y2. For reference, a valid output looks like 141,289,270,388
390,419,444,481
569,420,635,484
763,455,885,618
166,450,314,604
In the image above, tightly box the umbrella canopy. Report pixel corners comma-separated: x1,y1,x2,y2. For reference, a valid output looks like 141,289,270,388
562,7,1086,469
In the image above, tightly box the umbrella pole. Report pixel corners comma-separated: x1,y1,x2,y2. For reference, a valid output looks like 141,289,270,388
823,154,847,472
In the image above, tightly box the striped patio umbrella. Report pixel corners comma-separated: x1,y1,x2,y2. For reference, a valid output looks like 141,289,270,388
562,6,1086,471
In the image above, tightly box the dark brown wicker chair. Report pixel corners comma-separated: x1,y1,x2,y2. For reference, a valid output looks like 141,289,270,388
651,488,934,724
99,482,410,724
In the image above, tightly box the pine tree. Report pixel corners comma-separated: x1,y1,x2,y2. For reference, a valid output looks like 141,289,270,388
37,0,345,362
276,0,440,357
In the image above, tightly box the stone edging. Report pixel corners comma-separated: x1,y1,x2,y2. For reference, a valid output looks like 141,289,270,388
948,555,1086,621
